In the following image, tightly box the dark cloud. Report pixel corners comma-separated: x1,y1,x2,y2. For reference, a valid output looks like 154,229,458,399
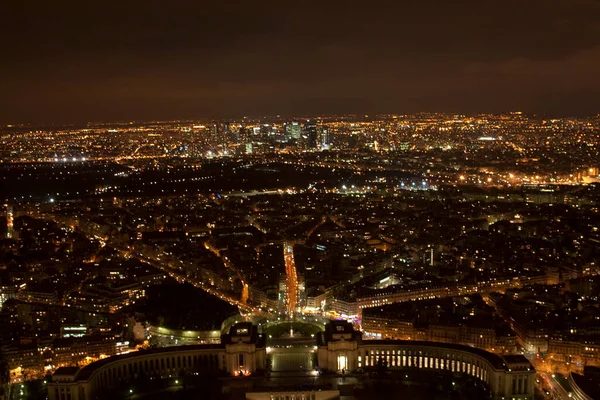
1,0,600,123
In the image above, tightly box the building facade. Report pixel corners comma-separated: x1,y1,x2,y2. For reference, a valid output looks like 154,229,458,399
362,315,516,353
547,337,600,368
49,322,535,400
48,323,266,400
317,321,536,400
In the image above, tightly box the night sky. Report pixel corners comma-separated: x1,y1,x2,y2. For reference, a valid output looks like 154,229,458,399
2,0,600,123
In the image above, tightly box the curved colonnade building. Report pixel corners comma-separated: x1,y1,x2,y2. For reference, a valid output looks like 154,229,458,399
49,321,535,400
318,322,535,400
49,322,265,400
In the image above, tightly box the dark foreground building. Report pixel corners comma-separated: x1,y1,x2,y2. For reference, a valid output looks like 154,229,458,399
49,321,535,400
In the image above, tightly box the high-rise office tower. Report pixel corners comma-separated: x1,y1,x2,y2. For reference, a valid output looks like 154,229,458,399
285,122,302,140
304,120,318,149
320,127,331,149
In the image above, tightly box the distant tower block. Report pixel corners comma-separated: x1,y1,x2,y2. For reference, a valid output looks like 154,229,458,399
5,204,13,239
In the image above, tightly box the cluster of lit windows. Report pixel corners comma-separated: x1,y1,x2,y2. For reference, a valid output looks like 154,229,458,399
358,348,487,382
269,393,317,400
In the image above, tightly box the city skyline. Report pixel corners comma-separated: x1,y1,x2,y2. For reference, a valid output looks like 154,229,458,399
1,111,599,399
3,110,600,131
2,1,600,399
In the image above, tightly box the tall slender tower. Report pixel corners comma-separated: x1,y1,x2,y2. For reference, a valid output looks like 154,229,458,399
320,127,331,149
5,204,13,239
304,120,318,149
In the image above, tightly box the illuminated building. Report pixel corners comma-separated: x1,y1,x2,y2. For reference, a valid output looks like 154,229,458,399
61,324,88,338
319,126,330,149
49,322,536,400
304,120,318,149
48,323,267,400
285,122,302,140
317,321,535,400
247,391,338,400
5,204,13,239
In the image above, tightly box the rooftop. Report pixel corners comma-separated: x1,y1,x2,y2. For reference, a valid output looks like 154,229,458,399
75,343,223,381
53,367,80,376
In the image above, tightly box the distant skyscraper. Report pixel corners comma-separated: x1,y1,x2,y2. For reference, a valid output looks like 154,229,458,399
5,204,13,239
304,120,318,149
238,126,247,142
286,122,302,140
260,124,271,139
224,122,235,145
320,127,331,149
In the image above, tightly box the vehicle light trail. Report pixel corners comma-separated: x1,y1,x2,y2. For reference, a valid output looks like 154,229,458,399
284,241,298,318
